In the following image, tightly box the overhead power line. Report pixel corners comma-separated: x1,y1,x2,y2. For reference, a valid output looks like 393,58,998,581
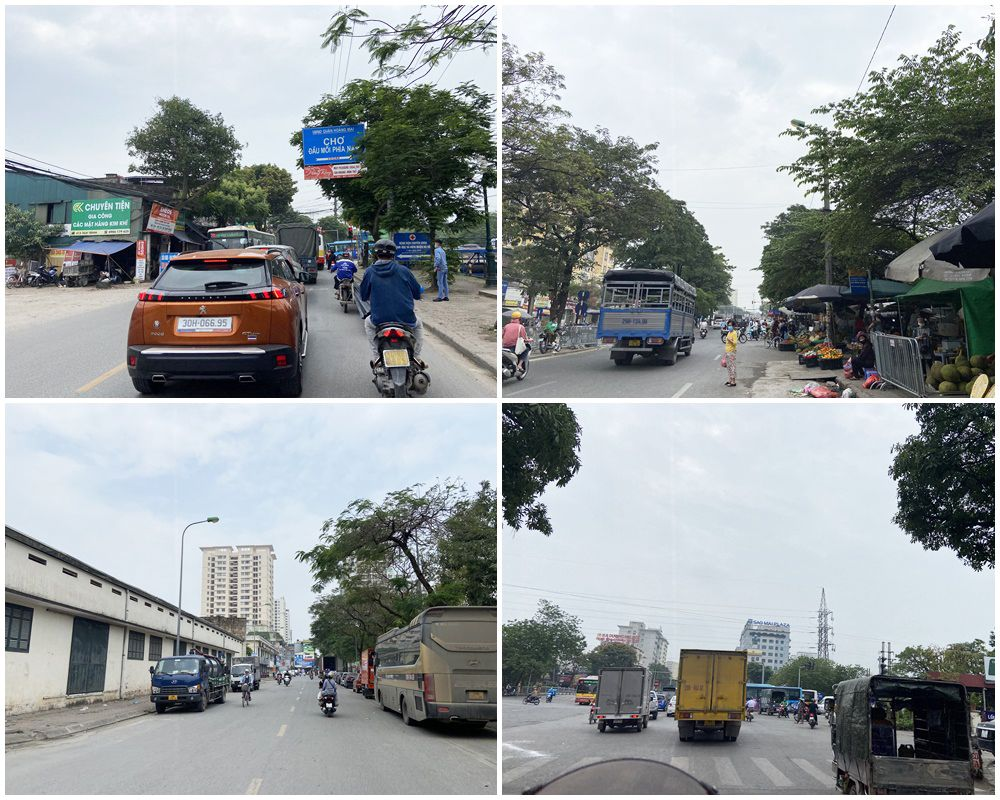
856,6,896,95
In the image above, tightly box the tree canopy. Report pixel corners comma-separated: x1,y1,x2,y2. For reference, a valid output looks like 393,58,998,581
894,638,994,679
889,403,994,571
292,79,494,244
296,480,496,662
779,23,994,272
584,642,639,672
125,96,241,203
502,600,586,688
769,656,869,696
322,6,495,84
5,203,62,260
502,403,582,535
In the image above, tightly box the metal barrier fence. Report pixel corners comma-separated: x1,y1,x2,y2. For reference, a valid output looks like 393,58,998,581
560,324,600,349
872,333,926,397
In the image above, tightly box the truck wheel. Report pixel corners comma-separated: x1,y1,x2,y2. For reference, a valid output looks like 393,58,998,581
216,689,225,704
642,717,648,729
155,703,166,714
651,710,658,720
597,721,606,732
400,698,414,726
196,691,208,712
663,345,679,365
613,354,633,366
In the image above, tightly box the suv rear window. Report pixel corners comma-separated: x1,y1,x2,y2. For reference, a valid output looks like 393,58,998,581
154,258,269,292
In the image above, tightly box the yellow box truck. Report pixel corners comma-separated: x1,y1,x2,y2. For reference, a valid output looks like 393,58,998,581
675,649,748,742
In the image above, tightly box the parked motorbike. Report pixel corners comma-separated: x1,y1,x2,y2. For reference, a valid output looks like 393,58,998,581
370,322,430,398
319,693,338,717
501,345,530,381
27,265,60,287
523,694,541,705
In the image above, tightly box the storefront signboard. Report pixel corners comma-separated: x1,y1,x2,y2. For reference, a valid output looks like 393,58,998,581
71,197,132,236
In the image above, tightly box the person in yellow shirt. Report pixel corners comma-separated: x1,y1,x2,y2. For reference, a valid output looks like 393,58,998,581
724,320,739,386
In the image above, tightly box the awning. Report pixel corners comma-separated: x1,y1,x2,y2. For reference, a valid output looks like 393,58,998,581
901,276,994,355
929,201,995,268
61,240,134,256
171,229,200,245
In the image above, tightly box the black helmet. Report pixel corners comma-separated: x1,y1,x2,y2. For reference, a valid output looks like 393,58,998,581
372,238,396,258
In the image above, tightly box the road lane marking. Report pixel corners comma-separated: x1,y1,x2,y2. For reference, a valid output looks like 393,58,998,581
713,756,742,786
670,756,690,773
791,757,830,785
76,362,126,394
502,757,554,785
671,382,693,398
118,718,148,730
290,706,295,713
714,353,721,360
277,724,287,737
449,741,498,770
246,778,263,795
502,742,550,760
751,757,793,787
504,380,557,396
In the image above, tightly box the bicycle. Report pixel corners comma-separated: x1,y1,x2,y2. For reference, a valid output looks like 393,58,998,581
242,684,252,707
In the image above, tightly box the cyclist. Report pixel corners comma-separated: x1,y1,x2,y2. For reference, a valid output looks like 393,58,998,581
240,671,252,704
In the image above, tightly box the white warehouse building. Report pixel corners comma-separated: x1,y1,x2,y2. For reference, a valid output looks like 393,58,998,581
5,526,242,715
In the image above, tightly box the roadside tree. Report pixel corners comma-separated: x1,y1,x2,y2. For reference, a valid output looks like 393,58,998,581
769,656,869,696
889,403,994,571
125,96,241,203
585,642,640,672
502,404,581,535
502,600,586,689
5,203,61,261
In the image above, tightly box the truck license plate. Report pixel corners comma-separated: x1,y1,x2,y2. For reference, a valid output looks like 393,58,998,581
383,348,410,368
628,338,642,347
177,317,233,333
467,690,486,701
167,695,178,701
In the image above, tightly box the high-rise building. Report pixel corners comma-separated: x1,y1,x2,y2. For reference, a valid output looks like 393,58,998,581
273,596,291,643
739,618,791,670
200,545,276,630
612,620,669,668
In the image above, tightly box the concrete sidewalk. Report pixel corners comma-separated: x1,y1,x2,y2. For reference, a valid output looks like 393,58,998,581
416,273,497,374
6,697,152,749
750,352,910,399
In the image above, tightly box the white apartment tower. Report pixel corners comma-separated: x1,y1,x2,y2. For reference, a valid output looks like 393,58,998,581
616,620,669,668
273,596,291,643
200,545,276,630
739,618,791,670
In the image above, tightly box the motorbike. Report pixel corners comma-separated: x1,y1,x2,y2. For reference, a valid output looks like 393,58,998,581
538,329,561,354
699,327,708,339
283,675,291,686
546,693,555,703
501,343,530,381
27,265,60,287
503,687,517,697
746,707,753,722
808,712,817,729
371,322,430,398
523,694,541,705
778,705,789,718
319,692,338,717
336,279,355,313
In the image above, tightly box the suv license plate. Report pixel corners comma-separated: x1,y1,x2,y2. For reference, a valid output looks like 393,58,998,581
383,349,410,368
177,317,233,333
167,695,178,701
628,338,642,347
467,690,486,701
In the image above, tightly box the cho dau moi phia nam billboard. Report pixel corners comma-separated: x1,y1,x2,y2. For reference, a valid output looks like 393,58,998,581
71,198,132,236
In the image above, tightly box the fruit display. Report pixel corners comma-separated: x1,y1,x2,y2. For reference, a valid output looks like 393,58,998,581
925,351,995,397
816,346,843,360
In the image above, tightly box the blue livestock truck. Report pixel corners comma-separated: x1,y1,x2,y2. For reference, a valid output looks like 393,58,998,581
597,268,697,366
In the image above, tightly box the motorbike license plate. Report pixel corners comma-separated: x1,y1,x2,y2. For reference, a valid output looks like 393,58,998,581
627,338,643,347
383,348,410,368
325,703,333,709
167,695,178,701
467,690,486,701
177,317,233,333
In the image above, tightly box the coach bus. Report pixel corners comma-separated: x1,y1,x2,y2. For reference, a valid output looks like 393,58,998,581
374,605,496,727
207,225,276,250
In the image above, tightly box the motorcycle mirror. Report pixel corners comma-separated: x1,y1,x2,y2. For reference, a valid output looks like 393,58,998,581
525,759,718,795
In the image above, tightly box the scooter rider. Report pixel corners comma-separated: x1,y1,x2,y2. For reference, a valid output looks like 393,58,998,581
283,669,292,685
333,252,357,291
358,238,425,368
318,670,338,706
502,311,530,373
546,686,557,702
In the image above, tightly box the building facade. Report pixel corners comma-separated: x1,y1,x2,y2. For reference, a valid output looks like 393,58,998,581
612,620,669,668
273,596,291,643
200,545,276,631
739,619,791,671
5,527,241,715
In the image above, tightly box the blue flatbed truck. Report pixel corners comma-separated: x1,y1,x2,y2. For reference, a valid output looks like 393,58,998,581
597,268,697,366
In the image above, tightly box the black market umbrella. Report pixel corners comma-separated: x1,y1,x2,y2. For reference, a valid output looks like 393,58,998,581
786,284,846,310
928,201,995,268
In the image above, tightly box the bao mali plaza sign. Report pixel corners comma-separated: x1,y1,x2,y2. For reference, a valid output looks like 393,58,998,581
302,124,365,166
71,198,132,236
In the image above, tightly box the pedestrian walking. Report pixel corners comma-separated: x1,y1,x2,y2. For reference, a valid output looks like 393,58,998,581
724,321,739,386
433,239,449,301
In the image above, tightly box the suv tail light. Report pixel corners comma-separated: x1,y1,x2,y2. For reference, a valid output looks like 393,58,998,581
248,287,286,300
423,673,436,702
138,290,165,301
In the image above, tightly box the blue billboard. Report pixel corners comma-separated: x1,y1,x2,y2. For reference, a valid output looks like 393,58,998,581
303,124,365,166
393,232,432,262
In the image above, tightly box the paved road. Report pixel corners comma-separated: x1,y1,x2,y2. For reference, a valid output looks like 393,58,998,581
5,681,496,795
5,271,494,398
502,696,838,795
503,334,788,399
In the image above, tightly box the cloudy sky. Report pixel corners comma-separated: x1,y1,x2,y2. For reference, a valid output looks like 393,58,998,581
6,403,496,641
503,3,991,308
4,4,496,221
502,403,995,672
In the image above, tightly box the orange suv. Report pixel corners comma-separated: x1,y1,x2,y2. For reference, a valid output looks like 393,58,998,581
127,249,308,396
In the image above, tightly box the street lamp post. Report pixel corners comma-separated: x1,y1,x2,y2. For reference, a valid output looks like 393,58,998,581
481,170,497,286
175,517,219,655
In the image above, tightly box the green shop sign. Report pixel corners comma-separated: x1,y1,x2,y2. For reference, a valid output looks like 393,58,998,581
70,197,133,236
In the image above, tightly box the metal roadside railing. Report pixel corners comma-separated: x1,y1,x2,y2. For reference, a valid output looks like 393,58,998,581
560,324,600,350
872,333,926,397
